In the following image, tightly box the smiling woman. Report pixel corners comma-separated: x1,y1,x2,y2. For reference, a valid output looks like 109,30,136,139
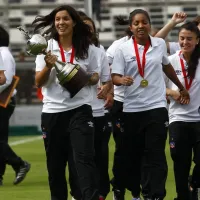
111,9,190,200
31,5,102,200
165,22,200,200
54,10,75,50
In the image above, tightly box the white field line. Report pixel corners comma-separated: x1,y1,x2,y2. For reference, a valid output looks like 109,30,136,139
9,136,41,146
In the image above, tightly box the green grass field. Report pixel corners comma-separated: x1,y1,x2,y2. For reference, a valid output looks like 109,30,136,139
0,135,178,200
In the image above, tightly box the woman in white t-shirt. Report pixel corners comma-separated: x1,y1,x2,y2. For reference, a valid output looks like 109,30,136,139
155,12,200,55
32,5,101,200
84,16,112,200
166,22,200,200
111,9,190,200
68,15,112,200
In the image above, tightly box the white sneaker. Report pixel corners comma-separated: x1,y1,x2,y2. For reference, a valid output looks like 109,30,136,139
72,197,76,200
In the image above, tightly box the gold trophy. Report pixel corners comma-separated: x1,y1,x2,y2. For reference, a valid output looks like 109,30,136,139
17,26,91,98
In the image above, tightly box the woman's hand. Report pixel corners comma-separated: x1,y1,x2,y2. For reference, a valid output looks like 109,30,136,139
97,85,108,99
97,81,112,99
169,89,181,102
167,88,190,105
104,93,114,109
179,88,190,104
44,51,57,69
171,12,187,25
121,76,134,86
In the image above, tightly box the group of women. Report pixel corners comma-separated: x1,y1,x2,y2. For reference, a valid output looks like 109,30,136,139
32,4,200,200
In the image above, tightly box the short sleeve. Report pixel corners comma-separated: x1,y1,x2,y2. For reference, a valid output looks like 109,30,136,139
99,52,111,83
35,54,46,72
169,42,181,55
87,45,101,74
35,39,53,72
106,42,116,65
111,48,125,76
0,52,5,70
161,40,170,65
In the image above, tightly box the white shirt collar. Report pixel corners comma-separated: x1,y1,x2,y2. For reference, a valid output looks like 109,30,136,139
50,39,73,54
131,35,160,48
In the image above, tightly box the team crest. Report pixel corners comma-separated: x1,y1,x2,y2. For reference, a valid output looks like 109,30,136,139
170,142,175,149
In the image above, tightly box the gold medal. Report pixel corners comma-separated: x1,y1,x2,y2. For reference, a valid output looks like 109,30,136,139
140,79,148,87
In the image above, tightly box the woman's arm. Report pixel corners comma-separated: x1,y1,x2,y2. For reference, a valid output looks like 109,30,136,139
97,80,112,99
163,64,190,104
112,73,134,86
35,67,52,88
0,71,6,85
155,12,187,53
166,88,181,102
87,73,99,85
35,51,57,88
155,12,187,39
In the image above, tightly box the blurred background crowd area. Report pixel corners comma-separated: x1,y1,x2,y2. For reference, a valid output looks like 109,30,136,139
0,0,199,105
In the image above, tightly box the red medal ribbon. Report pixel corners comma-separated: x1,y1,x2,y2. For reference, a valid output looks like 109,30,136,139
58,43,75,64
133,37,150,79
179,51,193,90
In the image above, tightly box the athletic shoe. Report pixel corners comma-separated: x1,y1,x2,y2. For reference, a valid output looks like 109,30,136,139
113,189,125,200
13,161,31,185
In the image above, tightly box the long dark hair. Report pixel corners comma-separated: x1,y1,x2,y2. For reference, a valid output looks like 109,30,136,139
32,5,92,59
0,26,9,46
115,16,132,37
80,15,100,47
179,21,200,79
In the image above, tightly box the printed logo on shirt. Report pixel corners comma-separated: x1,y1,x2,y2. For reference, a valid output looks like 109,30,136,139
175,70,182,75
164,121,169,127
130,56,136,61
87,121,94,127
116,121,120,128
170,141,175,149
169,115,175,119
42,131,47,139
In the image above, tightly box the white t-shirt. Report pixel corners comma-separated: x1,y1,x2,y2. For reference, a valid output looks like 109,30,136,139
167,51,200,123
35,39,100,113
0,47,16,96
0,52,6,71
112,36,169,112
169,42,181,55
106,36,130,102
91,47,111,117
